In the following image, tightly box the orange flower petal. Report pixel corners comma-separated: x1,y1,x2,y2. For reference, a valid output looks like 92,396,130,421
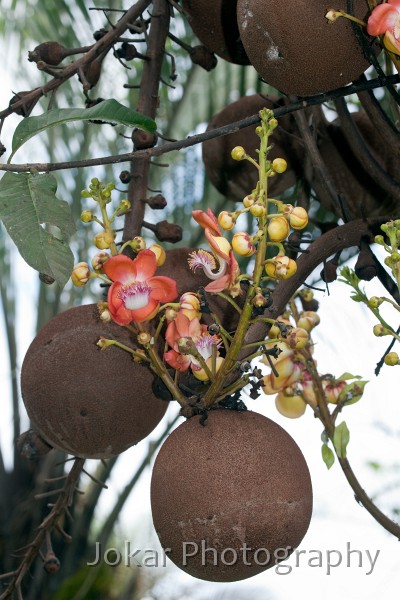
103,254,138,284
367,2,399,36
148,275,178,302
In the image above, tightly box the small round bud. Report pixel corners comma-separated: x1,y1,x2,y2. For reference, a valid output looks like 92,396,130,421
92,251,109,272
43,552,60,574
267,216,290,243
269,118,278,130
232,232,256,256
373,324,390,337
368,296,383,309
384,352,400,366
116,199,131,215
129,236,146,252
180,292,201,320
250,203,266,218
286,327,309,350
148,243,166,266
71,262,90,286
243,194,255,208
272,158,287,173
252,290,267,308
99,307,111,323
265,255,297,280
165,308,178,321
137,332,151,345
218,211,236,231
81,210,94,223
374,235,385,245
231,146,246,161
255,126,263,136
297,311,320,332
240,361,251,372
94,231,115,250
289,206,308,230
275,393,307,419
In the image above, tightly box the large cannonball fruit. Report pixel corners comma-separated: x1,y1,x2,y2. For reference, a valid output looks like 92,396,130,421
21,305,168,459
182,0,249,65
151,410,312,582
202,94,297,201
237,0,375,96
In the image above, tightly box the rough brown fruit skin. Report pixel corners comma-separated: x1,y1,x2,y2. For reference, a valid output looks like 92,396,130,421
202,95,297,201
182,0,249,65
21,305,168,459
237,0,374,96
151,410,312,582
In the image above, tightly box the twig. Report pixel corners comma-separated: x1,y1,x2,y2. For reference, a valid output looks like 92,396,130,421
1,74,399,174
0,458,85,600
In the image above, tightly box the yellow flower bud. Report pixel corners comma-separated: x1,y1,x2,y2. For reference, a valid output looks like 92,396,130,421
92,251,110,272
275,392,307,419
267,216,290,242
265,255,297,280
289,206,308,230
232,232,256,256
243,194,255,208
137,332,151,345
148,243,166,266
384,352,400,366
218,211,236,231
180,292,201,320
272,158,287,174
297,311,320,332
80,210,94,223
94,230,115,250
231,146,246,161
193,356,224,381
373,324,390,337
285,327,309,350
250,203,266,218
368,296,383,309
129,236,146,252
71,262,90,286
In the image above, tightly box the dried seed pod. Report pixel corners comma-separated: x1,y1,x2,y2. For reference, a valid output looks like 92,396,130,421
28,41,67,65
154,220,182,243
147,194,167,210
132,129,158,149
190,45,218,71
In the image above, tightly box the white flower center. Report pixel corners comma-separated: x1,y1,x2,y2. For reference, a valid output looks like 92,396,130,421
195,335,220,361
119,282,151,310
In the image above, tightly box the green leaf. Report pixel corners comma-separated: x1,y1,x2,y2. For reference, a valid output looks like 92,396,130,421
333,421,350,459
0,172,75,287
321,443,335,469
9,99,157,159
336,372,362,382
338,380,368,406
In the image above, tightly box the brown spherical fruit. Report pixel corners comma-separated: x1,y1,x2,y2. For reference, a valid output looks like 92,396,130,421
182,0,249,65
151,410,312,582
21,305,168,459
237,0,375,96
203,94,297,201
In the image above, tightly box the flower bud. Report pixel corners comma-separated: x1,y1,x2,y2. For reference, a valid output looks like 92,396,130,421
232,231,256,256
374,235,385,245
384,352,400,366
148,243,166,266
99,307,111,323
71,262,90,286
322,379,346,404
285,327,309,349
268,117,278,130
165,307,178,321
289,206,308,230
297,311,320,332
129,236,146,252
272,158,287,173
373,324,390,337
231,146,246,161
180,292,201,320
275,393,307,419
267,216,290,242
265,255,297,280
137,331,151,345
193,356,224,381
253,289,267,308
368,296,383,309
243,194,255,208
92,251,109,272
80,210,94,223
218,211,236,231
250,203,266,218
94,230,115,249
325,9,341,22
116,199,131,215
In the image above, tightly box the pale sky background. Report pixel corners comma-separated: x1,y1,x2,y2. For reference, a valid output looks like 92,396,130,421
0,60,400,600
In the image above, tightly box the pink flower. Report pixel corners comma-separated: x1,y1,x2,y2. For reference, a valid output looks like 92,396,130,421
189,208,241,295
102,250,178,325
164,312,221,373
367,0,400,54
